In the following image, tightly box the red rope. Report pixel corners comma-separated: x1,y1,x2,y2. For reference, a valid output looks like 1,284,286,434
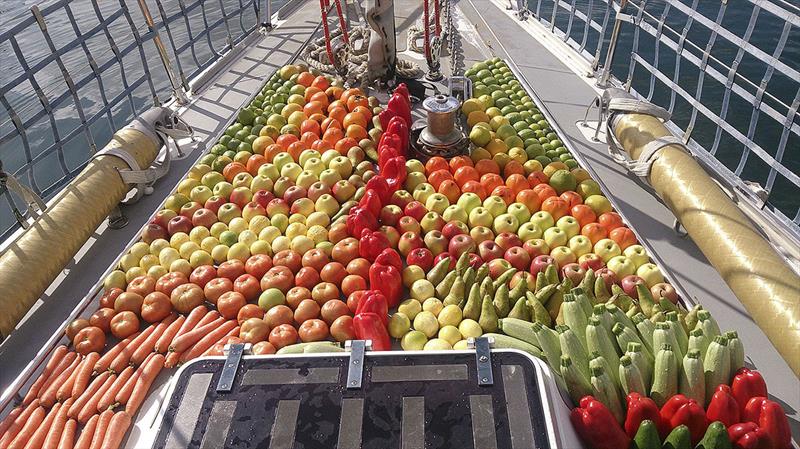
319,0,335,64
333,0,349,45
433,0,441,37
423,0,431,61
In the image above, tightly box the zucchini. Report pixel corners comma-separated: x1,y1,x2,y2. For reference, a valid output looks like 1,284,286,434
703,335,731,402
626,342,652,393
277,342,342,354
592,304,614,336
498,318,540,347
482,333,542,359
557,325,590,381
589,364,625,424
695,310,720,341
665,311,688,353
632,419,661,449
606,304,636,333
571,287,593,317
653,322,684,362
619,354,648,396
613,322,652,364
562,294,588,351
560,355,593,406
650,343,678,407
725,331,744,373
586,317,620,385
678,349,705,405
632,313,656,356
696,421,732,449
662,425,691,449
532,322,562,373
687,328,709,359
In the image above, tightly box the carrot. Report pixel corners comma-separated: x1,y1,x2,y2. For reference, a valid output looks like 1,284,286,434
99,411,131,449
68,372,110,419
154,315,185,353
170,316,224,353
72,352,100,398
42,399,71,449
78,373,116,424
6,406,44,449
22,346,67,405
0,400,40,449
164,351,182,369
0,406,22,441
40,355,80,407
169,308,213,350
203,334,242,357
125,353,165,416
22,402,59,449
108,330,146,374
93,335,132,374
88,410,113,449
131,315,175,366
113,368,140,407
180,320,238,363
57,419,77,449
73,414,98,449
97,366,134,412
57,360,83,402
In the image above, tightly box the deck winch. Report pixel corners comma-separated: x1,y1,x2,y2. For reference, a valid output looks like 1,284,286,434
413,94,468,160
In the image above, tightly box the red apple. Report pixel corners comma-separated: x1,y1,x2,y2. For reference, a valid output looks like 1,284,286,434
510,271,536,291
621,275,645,299
561,263,586,285
442,221,468,240
530,255,555,276
495,232,523,251
578,253,604,272
398,232,424,257
504,246,531,271
204,195,226,214
488,258,512,279
404,201,427,222
651,282,679,304
306,182,330,202
229,187,253,208
243,202,266,219
468,253,483,269
397,216,421,235
422,230,449,256
191,208,218,228
152,209,177,228
406,248,434,271
252,189,275,208
390,190,413,209
189,265,217,288
595,268,618,290
167,215,193,235
448,234,476,258
266,198,290,217
522,239,549,259
179,201,202,219
478,240,504,262
141,224,168,244
283,185,307,205
379,205,403,226
379,225,400,249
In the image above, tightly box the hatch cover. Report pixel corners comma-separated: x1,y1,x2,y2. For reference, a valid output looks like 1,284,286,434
152,350,552,449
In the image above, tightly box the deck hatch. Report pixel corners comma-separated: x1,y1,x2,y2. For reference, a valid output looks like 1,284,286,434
152,350,552,448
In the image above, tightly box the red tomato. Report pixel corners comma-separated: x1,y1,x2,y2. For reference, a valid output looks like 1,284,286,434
114,292,144,315
141,292,172,323
541,196,570,220
73,326,106,355
320,262,347,285
260,266,295,293
264,305,294,328
127,275,156,297
294,267,321,290
346,290,367,314
272,250,302,273
110,311,140,339
301,248,329,272
240,318,270,344
331,238,359,265
233,274,261,302
311,282,340,305
286,287,311,310
298,319,329,342
268,324,298,349
217,291,247,320
609,226,638,250
170,283,205,314
245,254,273,279
346,258,370,279
320,300,350,325
189,265,217,288
340,275,366,297
252,341,277,355
294,299,320,324
330,316,356,342
155,272,188,296
100,287,123,309
204,277,233,305
217,260,246,281
89,308,115,334
65,318,90,342
237,304,264,324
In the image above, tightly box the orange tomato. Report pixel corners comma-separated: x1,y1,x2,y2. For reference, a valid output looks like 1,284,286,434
609,226,637,250
346,94,369,112
326,86,344,100
343,112,368,129
328,106,347,125
351,105,372,122
276,133,299,150
505,173,529,195
309,112,326,123
516,189,541,213
438,179,461,204
480,173,505,193
246,154,268,175
328,100,346,113
321,117,342,133
503,161,525,177
311,75,330,91
322,127,344,146
475,159,500,176
570,204,597,227
541,196,569,220
581,222,607,244
265,144,283,162
310,92,329,109
297,71,315,87
533,183,557,203
345,124,368,140
461,180,487,200
335,137,359,155
560,191,583,208
453,166,480,187
598,212,624,231
428,169,454,190
301,119,321,137
340,88,364,106
528,171,549,186
300,131,319,146
287,141,307,162
303,101,325,117
223,162,247,182
311,138,333,152
304,86,323,103
491,186,515,205
449,155,474,172
425,157,449,176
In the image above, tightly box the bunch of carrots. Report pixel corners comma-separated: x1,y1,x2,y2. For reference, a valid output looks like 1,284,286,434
0,305,237,449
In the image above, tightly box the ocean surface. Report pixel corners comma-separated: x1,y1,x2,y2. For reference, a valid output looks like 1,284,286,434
0,0,797,237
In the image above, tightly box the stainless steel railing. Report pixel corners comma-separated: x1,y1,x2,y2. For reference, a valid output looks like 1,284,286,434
0,0,272,241
519,0,800,243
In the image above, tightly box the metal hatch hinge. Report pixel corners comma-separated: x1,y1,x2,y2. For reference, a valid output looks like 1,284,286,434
467,336,495,386
216,343,251,393
345,340,371,389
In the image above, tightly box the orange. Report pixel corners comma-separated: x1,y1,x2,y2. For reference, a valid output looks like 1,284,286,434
276,133,299,150
598,212,624,231
427,169,454,190
303,101,325,117
438,179,461,204
300,131,318,146
346,95,369,112
528,171,549,186
287,141,307,162
223,162,247,182
343,112,368,129
505,173,529,195
309,112,326,123
312,139,333,152
322,127,344,146
449,155,473,172
321,117,342,133
310,92,329,109
453,166,480,187
300,119,321,137
340,88,364,106
461,180,487,200
265,144,283,161
328,100,346,112
475,159,500,176
304,86,323,103
425,157,449,176
570,204,596,227
559,191,583,208
581,223,607,244
516,189,541,213
491,186,515,205
541,196,569,220
326,86,344,100
480,173,504,193
609,226,637,249
533,183,557,203
328,107,347,125
345,124,368,141
335,137,359,155
246,154,268,175
503,160,525,177
297,71,315,87
311,75,330,91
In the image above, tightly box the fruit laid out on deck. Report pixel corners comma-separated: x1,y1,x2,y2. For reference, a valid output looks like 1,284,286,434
0,61,791,449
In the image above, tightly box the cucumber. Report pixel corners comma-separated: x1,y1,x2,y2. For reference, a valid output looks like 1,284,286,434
632,419,661,449
662,425,691,449
725,331,744,373
482,333,542,359
651,343,678,408
703,335,731,403
498,318,540,348
626,342,652,394
560,355,593,406
532,322,561,373
678,349,705,405
586,317,620,385
695,421,732,449
619,354,647,396
562,294,588,351
687,328,709,359
633,313,656,355
558,325,590,381
589,364,625,424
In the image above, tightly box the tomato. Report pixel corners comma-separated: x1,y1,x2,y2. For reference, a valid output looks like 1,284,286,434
346,290,367,314
233,274,261,302
260,266,294,293
217,291,247,320
217,259,246,281
320,300,350,325
114,292,144,315
598,212,624,231
239,318,270,344
89,308,116,333
100,287,123,309
141,292,172,323
331,238,359,265
203,277,233,304
298,319,329,342
237,304,263,324
301,248,329,272
286,287,311,310
330,315,356,342
66,318,90,341
272,250,302,273
73,326,106,355
189,265,217,288
340,275,366,297
252,341,277,355
170,283,205,314
560,191,583,208
245,254,273,279
319,262,347,285
126,275,156,297
294,299,320,324
294,267,320,290
155,272,188,296
541,196,569,220
609,226,637,250
345,258,370,279
269,324,299,349
311,282,340,305
264,305,294,328
346,94,369,112
570,204,597,227
110,311,140,339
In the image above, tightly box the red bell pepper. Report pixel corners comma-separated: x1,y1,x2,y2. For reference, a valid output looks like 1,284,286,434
570,396,630,449
383,156,407,192
374,248,402,271
386,116,409,155
669,399,709,445
732,368,768,417
353,312,391,351
355,291,388,326
346,206,378,237
625,392,668,438
378,130,402,153
387,92,412,129
660,394,690,423
394,83,411,105
368,263,402,307
378,144,400,169
758,400,792,449
743,397,768,424
365,175,391,204
378,108,397,131
707,384,740,427
728,422,770,449
359,228,390,262
358,188,383,217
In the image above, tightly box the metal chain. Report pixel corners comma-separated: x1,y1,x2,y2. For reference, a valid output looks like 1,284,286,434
446,0,457,75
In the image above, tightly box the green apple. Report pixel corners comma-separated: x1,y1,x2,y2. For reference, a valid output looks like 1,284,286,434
398,298,423,320
411,279,436,301
507,202,531,223
189,185,213,204
104,270,127,290
420,212,445,234
303,157,326,175
321,149,339,166
607,255,636,277
425,193,450,215
201,171,225,189
556,216,580,238
329,156,353,178
594,238,622,262
413,183,436,204
402,266,425,288
468,207,494,228
280,162,302,180
217,203,242,224
518,222,543,242
212,182,233,199
530,211,555,230
164,193,190,212
456,192,482,214
250,175,273,192
623,245,650,268
177,178,200,197
295,170,317,189
218,231,238,248
258,288,286,311
585,194,612,215
257,163,280,181
405,171,428,191
543,226,567,247
636,263,664,287
493,213,520,234
442,205,468,223
232,172,253,189
401,330,428,350
406,159,425,173
568,235,593,257
298,150,321,167
273,152,293,170
550,246,577,267
483,195,507,217
313,194,338,216
469,226,495,244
